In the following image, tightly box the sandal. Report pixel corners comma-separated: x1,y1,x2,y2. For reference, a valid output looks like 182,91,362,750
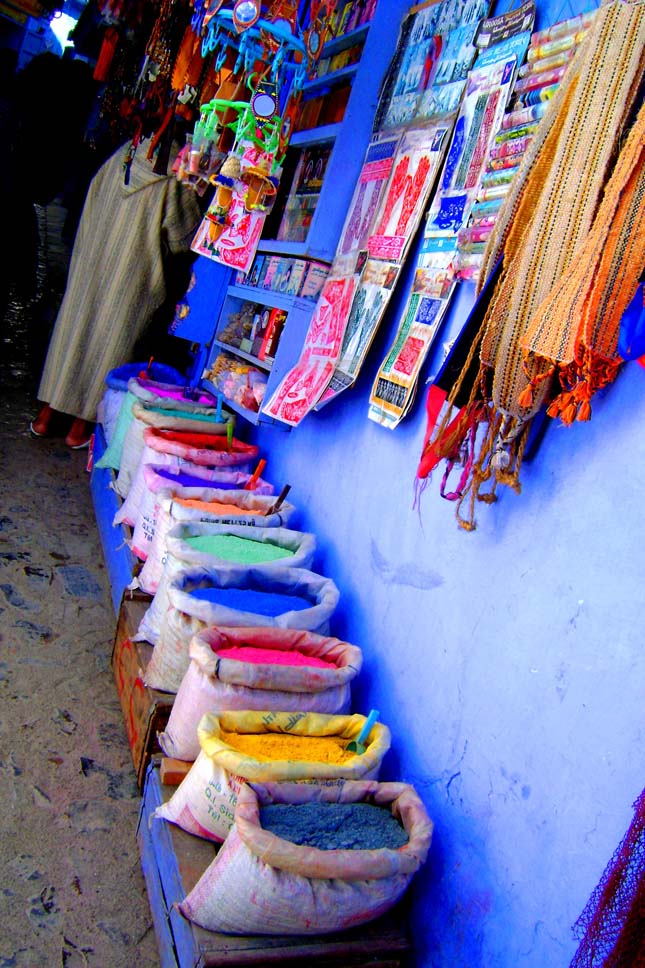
30,404,54,437
65,418,93,450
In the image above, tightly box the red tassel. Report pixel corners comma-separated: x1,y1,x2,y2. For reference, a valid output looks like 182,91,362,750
577,400,592,422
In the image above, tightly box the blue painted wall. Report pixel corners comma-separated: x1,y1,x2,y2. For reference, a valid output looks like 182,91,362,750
239,0,645,963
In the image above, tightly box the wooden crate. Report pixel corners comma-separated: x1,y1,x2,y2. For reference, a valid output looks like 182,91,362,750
138,763,412,968
112,595,174,791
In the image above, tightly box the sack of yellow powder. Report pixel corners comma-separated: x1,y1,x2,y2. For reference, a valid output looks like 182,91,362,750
178,779,433,935
153,711,390,842
135,522,316,646
157,625,363,760
144,566,339,693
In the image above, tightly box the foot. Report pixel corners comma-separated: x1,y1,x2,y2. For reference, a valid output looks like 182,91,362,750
65,418,93,450
30,404,54,437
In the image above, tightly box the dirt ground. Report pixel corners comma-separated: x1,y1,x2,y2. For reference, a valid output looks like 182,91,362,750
0,203,160,966
0,387,160,968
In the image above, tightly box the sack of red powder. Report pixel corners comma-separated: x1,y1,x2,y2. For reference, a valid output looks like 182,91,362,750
157,625,363,760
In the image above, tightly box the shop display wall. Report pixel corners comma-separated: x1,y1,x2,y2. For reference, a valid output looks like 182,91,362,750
236,0,642,965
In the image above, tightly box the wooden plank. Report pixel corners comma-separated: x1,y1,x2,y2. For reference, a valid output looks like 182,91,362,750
160,758,193,786
138,814,181,968
112,599,174,790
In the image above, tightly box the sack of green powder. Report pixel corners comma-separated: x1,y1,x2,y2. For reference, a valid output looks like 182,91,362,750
154,711,391,842
144,565,339,692
113,379,236,498
135,522,316,646
94,391,137,471
137,488,296,596
157,626,363,760
178,779,433,934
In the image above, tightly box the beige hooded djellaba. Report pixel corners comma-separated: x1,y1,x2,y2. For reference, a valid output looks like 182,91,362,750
38,142,203,422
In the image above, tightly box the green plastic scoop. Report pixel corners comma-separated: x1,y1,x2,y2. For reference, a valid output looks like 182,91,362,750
346,709,380,754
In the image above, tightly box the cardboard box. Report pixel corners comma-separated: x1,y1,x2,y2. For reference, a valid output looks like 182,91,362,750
112,595,174,791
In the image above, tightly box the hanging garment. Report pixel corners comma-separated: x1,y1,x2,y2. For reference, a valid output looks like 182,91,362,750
519,99,645,423
422,0,645,529
479,0,645,424
37,144,202,422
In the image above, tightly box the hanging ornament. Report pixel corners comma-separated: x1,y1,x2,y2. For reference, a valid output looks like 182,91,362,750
232,0,260,33
304,20,324,65
203,0,225,31
251,85,279,123
278,91,300,157
264,0,298,34
241,156,279,211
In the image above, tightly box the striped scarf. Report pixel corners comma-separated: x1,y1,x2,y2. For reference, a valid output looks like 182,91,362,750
431,0,645,529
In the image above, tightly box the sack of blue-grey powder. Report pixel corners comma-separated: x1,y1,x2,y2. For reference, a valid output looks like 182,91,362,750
178,779,433,935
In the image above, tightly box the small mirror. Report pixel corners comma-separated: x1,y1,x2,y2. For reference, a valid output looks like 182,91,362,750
305,26,322,59
252,90,278,120
233,0,260,32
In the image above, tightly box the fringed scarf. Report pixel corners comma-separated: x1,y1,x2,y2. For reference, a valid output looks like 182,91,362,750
521,99,645,423
423,0,645,530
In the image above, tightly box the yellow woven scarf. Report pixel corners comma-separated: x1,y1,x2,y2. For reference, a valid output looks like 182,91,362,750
429,0,645,529
481,0,645,424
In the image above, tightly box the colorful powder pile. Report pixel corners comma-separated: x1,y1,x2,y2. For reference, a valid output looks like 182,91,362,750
184,534,294,565
216,645,335,669
189,586,313,615
219,730,355,764
259,802,409,850
151,406,219,423
156,468,241,489
176,498,262,516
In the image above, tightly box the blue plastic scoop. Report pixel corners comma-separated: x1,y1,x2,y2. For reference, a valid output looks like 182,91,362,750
347,709,380,754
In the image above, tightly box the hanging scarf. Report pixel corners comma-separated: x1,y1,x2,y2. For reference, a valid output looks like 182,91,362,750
426,0,645,530
519,99,645,422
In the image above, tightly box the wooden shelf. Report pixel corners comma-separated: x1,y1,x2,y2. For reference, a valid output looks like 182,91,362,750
226,284,309,312
302,63,359,95
321,23,370,57
201,377,264,426
290,122,342,147
213,339,273,373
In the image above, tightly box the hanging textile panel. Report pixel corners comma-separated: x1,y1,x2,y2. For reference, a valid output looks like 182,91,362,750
479,0,645,422
367,28,530,430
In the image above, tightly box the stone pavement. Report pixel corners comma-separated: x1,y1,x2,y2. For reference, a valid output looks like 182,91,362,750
0,202,160,966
